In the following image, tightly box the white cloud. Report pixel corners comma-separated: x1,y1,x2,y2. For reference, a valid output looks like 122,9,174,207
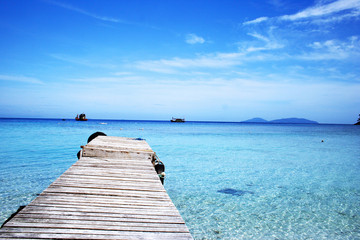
247,32,270,42
243,17,269,25
243,0,360,24
302,36,360,60
242,32,284,52
0,75,43,84
136,34,359,74
310,8,360,23
136,52,245,73
186,34,205,44
280,0,360,21
137,30,287,73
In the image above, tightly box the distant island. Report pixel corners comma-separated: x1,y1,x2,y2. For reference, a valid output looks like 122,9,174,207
355,114,360,125
242,117,319,124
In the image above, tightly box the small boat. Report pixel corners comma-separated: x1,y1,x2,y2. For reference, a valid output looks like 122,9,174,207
75,113,88,121
171,117,185,122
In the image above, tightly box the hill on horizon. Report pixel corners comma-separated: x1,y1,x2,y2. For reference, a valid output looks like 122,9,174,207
242,117,268,123
242,117,318,124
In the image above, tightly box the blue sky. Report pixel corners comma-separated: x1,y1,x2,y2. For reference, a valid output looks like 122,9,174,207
0,0,359,123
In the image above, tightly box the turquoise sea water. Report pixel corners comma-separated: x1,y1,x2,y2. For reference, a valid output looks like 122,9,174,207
0,118,359,239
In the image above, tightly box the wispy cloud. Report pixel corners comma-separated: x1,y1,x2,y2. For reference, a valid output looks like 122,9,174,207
46,0,120,23
243,17,269,25
310,8,360,23
0,75,43,84
136,52,245,73
137,30,287,73
300,36,360,60
244,0,360,24
247,32,269,42
135,35,358,75
186,34,205,44
280,0,360,21
50,54,117,69
46,0,161,29
233,27,285,55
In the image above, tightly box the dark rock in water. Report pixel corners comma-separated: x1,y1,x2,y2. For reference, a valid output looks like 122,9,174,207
217,188,254,196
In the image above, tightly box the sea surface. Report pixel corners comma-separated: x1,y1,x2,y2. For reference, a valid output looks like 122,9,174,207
0,118,359,239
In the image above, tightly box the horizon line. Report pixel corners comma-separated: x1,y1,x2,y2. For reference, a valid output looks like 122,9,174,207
0,117,355,125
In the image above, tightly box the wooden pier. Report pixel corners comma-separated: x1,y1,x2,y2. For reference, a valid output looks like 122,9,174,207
0,136,193,239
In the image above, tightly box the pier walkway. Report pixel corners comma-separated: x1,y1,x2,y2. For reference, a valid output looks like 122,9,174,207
0,136,193,239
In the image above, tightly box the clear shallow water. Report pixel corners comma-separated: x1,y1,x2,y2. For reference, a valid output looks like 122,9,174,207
0,118,359,239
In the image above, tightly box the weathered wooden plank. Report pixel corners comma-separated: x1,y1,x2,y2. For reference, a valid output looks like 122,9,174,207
7,218,185,228
14,211,185,222
73,163,156,170
14,213,186,224
88,136,150,144
46,185,165,193
56,174,161,183
33,196,175,207
0,238,34,240
66,165,158,175
64,167,160,179
63,171,160,181
53,177,162,187
52,175,163,186
86,138,153,149
28,202,178,212
74,157,156,166
88,139,151,149
55,175,161,185
14,212,185,222
74,158,155,165
1,227,192,236
27,202,179,213
0,231,193,240
55,173,159,183
82,146,154,159
5,221,189,232
37,192,172,206
40,191,171,202
87,136,153,150
31,198,177,209
21,205,180,216
78,156,155,164
43,186,171,199
49,182,165,192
